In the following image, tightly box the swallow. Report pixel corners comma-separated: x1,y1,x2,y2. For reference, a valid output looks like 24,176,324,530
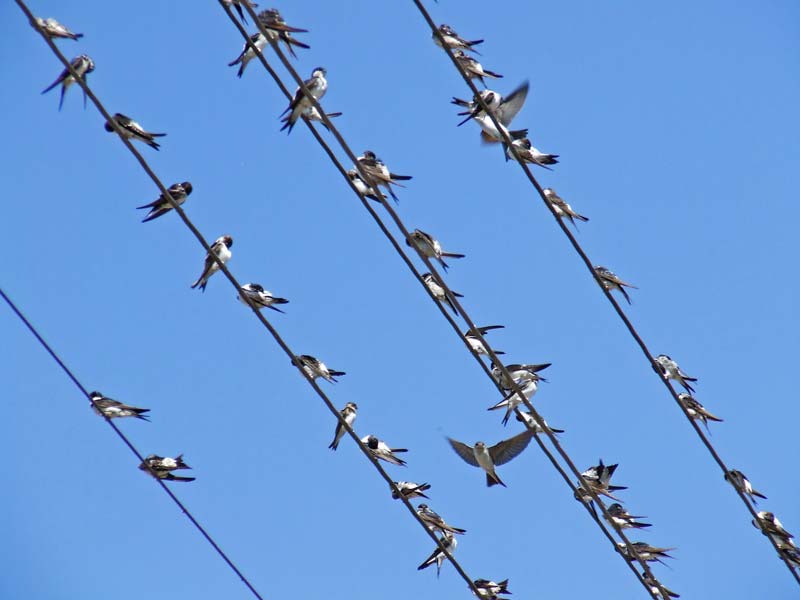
361,434,407,466
433,24,484,54
291,354,345,383
488,375,544,426
473,579,511,599
238,283,289,313
302,106,342,130
33,17,83,40
417,504,467,535
347,169,384,202
280,67,327,133
392,481,431,500
617,542,675,566
453,50,502,87
458,82,530,144
89,391,150,421
581,459,628,500
642,572,680,599
191,235,233,291
505,138,559,169
543,188,588,227
677,393,722,432
41,54,94,111
104,113,166,150
752,511,794,548
604,503,652,530
594,265,638,305
465,325,505,356
515,411,565,434
257,8,310,58
407,229,465,272
491,362,551,391
328,402,357,450
725,469,767,503
223,0,258,23
654,355,697,393
421,272,463,315
136,181,192,223
417,531,457,577
228,32,267,78
354,150,412,203
454,89,504,125
139,454,195,482
448,430,535,487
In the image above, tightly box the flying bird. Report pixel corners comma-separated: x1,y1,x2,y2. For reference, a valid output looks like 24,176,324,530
725,469,767,503
515,411,564,434
136,181,192,223
104,113,166,150
191,235,233,292
257,8,310,58
604,503,652,530
417,532,457,577
139,454,195,482
41,54,94,111
488,375,544,426
361,435,407,467
328,402,357,450
421,272,463,315
677,393,722,432
433,24,484,54
33,17,83,40
654,355,697,393
238,283,289,313
89,391,150,421
228,32,267,78
392,481,431,500
447,430,535,487
417,504,467,535
280,67,327,133
505,138,559,169
465,324,505,356
453,50,502,87
543,188,588,227
407,229,465,272
594,265,637,305
291,354,345,383
354,150,412,203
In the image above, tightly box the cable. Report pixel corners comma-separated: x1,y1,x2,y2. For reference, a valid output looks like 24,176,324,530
409,0,800,585
0,287,268,600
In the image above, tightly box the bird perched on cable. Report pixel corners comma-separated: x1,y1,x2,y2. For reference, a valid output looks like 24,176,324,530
222,0,258,23
488,375,544,426
617,542,675,566
136,181,192,223
328,402,357,450
580,459,628,500
677,393,722,432
465,325,505,356
543,188,588,228
421,272,463,316
491,362,551,392
280,67,327,134
417,504,467,535
228,32,267,78
473,579,511,600
752,511,794,549
139,454,195,482
448,430,535,487
654,355,697,393
257,8,310,58
407,229,465,272
725,469,767,503
347,169,384,202
604,503,652,530
505,137,559,169
515,411,564,434
392,481,431,500
238,283,289,313
433,24,484,54
41,54,94,111
642,572,680,599
191,235,232,292
291,354,345,383
90,391,150,421
417,531,457,577
361,435,407,466
594,265,637,305
453,50,502,87
454,83,530,145
105,113,166,151
354,150,412,203
33,17,83,41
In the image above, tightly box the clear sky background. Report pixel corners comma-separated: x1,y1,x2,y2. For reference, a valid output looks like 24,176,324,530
2,1,799,599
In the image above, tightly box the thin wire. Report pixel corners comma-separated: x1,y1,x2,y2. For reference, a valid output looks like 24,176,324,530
410,0,800,585
0,287,268,600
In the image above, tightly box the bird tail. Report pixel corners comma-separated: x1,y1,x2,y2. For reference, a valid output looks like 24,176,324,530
168,475,196,482
134,409,151,421
72,33,85,40
329,369,346,377
286,36,310,50
483,69,503,79
442,252,465,259
487,471,506,487
41,77,62,95
191,276,207,292
391,448,408,453
619,287,632,305
390,173,413,181
574,212,589,222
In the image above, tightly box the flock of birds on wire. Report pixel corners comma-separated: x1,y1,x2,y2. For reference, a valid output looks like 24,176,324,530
29,5,799,598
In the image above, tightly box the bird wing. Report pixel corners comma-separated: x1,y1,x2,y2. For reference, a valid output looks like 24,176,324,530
496,80,529,125
490,430,535,465
447,438,479,467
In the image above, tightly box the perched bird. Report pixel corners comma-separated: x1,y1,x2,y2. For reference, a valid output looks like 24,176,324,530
222,0,258,23
257,8,310,58
136,181,192,223
654,355,697,393
33,17,83,40
41,54,94,111
422,272,463,316
448,430,535,487
677,393,722,432
604,503,652,530
642,572,680,599
228,32,267,78
328,402,357,450
465,325,505,356
543,188,588,228
347,168,383,202
752,511,794,548
433,24,484,54
104,113,166,150
362,434,407,466
191,235,233,292
488,375,544,426
355,150,412,203
581,459,628,499
238,283,289,313
302,106,342,129
417,504,467,535
453,50,502,87
89,391,149,421
515,411,565,434
280,67,327,133
594,265,638,305
454,81,529,144
617,542,675,566
473,579,511,599
506,138,559,169
454,89,503,125
407,229,465,272
417,532,457,577
392,481,431,500
491,362,551,391
139,454,195,482
291,354,345,383
725,469,767,503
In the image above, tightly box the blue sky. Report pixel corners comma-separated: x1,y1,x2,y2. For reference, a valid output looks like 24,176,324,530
2,1,799,598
